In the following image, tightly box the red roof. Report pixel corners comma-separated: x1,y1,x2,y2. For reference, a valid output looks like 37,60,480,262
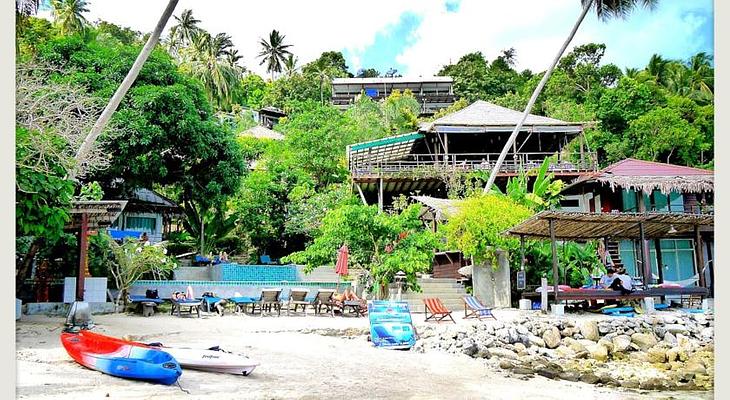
601,158,713,177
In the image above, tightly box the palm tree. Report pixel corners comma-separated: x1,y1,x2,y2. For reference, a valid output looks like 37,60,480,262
483,0,658,193
257,29,293,80
645,53,670,84
183,31,242,108
283,54,299,76
686,52,713,96
624,67,640,78
71,0,180,180
169,9,201,55
16,0,40,16
50,0,90,35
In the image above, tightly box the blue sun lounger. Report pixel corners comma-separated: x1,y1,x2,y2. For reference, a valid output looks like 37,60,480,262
127,295,165,317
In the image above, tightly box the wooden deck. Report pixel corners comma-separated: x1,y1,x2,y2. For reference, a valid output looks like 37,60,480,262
521,287,709,302
349,152,597,179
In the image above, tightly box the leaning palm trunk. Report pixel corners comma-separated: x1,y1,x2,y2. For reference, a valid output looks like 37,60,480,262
483,0,594,193
69,0,179,180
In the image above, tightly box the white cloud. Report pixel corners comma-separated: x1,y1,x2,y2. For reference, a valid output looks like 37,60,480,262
74,0,712,77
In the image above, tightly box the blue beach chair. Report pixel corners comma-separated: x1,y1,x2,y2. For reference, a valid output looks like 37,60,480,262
463,296,497,321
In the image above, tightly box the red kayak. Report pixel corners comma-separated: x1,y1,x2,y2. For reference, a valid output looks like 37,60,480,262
60,330,182,385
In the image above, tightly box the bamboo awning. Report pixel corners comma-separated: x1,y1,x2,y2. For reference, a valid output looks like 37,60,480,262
506,210,714,240
411,195,463,222
65,201,127,230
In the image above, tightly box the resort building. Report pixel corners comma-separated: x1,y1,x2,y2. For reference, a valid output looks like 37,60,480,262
347,100,597,208
331,76,455,116
560,158,714,294
107,188,182,243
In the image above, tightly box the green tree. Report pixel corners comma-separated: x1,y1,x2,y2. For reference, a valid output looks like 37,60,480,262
622,106,705,164
239,73,267,109
441,194,533,267
51,0,90,36
381,89,420,133
181,31,242,109
107,237,176,308
168,8,201,54
257,29,293,80
301,51,351,77
356,68,380,78
285,204,439,297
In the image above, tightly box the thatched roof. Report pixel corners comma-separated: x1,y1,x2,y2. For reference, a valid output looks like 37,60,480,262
567,158,714,195
507,210,713,240
241,125,285,141
420,100,583,133
411,196,463,221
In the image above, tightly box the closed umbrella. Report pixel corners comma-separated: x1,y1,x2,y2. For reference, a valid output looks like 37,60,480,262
335,245,349,290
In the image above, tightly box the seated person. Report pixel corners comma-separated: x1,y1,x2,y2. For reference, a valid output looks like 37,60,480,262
171,291,187,301
599,268,617,289
609,271,634,295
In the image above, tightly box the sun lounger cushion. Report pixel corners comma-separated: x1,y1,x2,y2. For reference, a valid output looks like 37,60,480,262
128,295,164,304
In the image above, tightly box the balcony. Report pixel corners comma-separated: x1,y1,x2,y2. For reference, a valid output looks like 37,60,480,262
349,152,598,179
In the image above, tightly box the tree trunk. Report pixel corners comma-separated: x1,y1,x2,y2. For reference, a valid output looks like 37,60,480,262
69,0,179,180
16,238,42,295
483,0,593,193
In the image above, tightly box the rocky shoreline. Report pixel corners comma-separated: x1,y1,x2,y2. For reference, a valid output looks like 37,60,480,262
412,311,714,391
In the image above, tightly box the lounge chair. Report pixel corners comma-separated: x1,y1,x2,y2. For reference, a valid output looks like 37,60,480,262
229,295,259,314
462,296,497,320
284,288,310,316
423,298,456,323
170,297,203,318
252,289,282,317
200,292,226,315
312,289,337,317
127,294,165,317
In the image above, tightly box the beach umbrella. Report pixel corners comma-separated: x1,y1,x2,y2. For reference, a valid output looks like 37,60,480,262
335,245,349,290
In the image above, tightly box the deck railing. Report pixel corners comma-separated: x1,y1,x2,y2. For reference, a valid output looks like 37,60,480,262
349,152,598,177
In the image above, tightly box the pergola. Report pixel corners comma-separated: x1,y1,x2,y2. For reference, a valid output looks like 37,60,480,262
506,210,714,298
66,201,127,301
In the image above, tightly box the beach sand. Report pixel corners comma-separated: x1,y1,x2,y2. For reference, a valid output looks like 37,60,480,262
16,309,713,400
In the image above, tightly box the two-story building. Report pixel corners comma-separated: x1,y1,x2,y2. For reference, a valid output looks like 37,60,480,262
560,158,714,294
332,76,456,116
347,100,597,209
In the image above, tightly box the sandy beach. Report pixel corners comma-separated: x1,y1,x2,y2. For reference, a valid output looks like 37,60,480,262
15,309,713,400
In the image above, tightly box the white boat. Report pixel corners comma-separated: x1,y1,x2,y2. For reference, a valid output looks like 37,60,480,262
147,344,259,375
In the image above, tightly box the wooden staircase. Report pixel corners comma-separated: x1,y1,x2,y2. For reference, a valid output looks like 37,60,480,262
606,241,625,271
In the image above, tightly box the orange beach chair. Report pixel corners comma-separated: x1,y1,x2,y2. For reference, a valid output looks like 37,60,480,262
423,298,456,323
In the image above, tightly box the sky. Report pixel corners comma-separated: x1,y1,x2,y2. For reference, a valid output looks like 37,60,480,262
42,0,714,77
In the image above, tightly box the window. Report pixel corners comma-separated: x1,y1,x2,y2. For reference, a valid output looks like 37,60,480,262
658,239,696,282
559,199,580,208
125,216,156,234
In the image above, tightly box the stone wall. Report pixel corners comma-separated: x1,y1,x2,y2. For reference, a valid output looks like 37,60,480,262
413,312,714,391
472,250,511,308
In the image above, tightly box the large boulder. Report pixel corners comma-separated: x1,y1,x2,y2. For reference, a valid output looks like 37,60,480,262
542,327,561,349
612,335,632,353
585,343,608,362
555,345,576,359
631,333,658,351
579,320,600,341
647,346,667,363
489,347,519,360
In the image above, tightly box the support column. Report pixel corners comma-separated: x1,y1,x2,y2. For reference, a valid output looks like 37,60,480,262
378,177,384,213
639,222,650,287
76,213,89,301
549,219,559,299
694,225,706,288
354,183,368,206
520,235,526,271
654,238,664,283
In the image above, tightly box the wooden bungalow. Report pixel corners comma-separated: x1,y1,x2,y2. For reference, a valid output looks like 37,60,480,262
559,158,714,295
107,188,182,243
348,100,597,208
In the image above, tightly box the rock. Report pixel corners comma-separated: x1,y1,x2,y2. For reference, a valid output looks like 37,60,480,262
554,346,576,359
499,360,515,369
580,373,600,384
621,380,640,389
585,343,608,362
665,324,689,334
462,342,479,357
597,338,614,354
663,332,677,345
542,327,561,349
612,335,632,352
558,372,580,382
476,346,491,359
527,335,545,348
579,321,600,341
536,366,561,380
683,361,707,376
631,332,658,351
514,343,527,354
598,323,612,335
640,377,669,390
647,347,667,363
512,367,535,375
489,347,519,360
700,327,713,339
666,347,680,362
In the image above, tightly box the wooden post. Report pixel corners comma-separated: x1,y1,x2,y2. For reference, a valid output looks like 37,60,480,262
653,238,664,283
76,213,89,301
540,277,548,313
520,235,526,271
378,177,384,213
549,219,559,300
639,222,650,287
354,182,368,206
694,225,706,288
